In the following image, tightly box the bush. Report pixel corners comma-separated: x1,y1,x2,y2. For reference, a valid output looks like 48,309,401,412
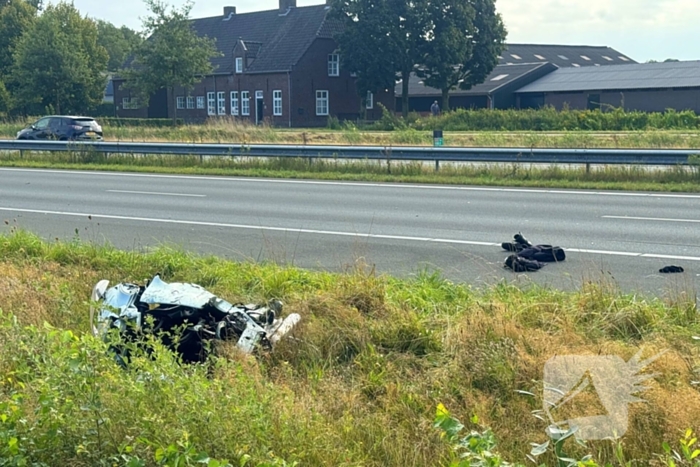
403,107,700,132
100,117,184,127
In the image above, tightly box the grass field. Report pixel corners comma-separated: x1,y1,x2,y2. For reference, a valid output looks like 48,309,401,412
0,230,698,466
3,117,700,149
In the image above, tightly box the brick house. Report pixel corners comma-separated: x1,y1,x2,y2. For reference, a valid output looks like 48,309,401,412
113,0,393,126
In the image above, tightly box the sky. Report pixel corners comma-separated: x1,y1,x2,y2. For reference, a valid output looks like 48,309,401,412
50,0,700,62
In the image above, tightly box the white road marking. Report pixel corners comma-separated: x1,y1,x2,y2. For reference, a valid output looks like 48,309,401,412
604,215,700,224
2,167,700,199
2,206,700,261
106,190,205,198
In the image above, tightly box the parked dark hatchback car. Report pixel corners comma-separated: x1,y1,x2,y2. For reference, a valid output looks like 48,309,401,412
16,116,103,141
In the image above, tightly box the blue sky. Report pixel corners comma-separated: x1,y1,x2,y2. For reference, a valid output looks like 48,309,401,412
56,0,700,62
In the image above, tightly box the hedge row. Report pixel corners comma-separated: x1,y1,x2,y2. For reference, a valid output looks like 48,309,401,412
380,107,700,132
100,117,184,127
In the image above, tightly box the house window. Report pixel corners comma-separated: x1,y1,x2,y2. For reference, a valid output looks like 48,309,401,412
196,96,205,109
217,91,226,115
236,57,243,73
122,97,137,110
273,90,282,116
207,92,216,115
186,96,195,109
316,90,329,116
176,96,185,109
241,91,250,115
328,54,339,76
366,91,373,110
230,91,239,116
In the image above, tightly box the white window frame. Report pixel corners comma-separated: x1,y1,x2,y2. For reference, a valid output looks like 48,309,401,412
328,54,339,77
217,91,226,115
186,96,195,109
122,97,137,110
230,91,239,116
273,90,282,116
176,96,185,109
241,91,250,116
196,96,205,109
366,91,374,110
207,92,216,115
316,90,329,116
236,57,243,73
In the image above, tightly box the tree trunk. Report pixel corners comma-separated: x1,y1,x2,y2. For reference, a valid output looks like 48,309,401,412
441,88,450,113
401,70,410,119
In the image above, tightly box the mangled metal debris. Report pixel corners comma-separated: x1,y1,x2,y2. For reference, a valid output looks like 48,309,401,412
90,274,300,363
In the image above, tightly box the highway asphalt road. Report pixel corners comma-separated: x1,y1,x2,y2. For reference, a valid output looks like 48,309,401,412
1,167,699,297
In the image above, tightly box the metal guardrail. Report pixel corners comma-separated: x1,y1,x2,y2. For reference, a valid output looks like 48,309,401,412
2,139,699,166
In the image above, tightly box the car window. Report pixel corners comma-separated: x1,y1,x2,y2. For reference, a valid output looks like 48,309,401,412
34,118,50,130
72,118,96,127
48,118,62,128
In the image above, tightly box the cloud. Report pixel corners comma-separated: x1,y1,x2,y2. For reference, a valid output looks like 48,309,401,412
51,0,700,62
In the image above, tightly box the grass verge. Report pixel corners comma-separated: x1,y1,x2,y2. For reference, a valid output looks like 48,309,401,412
0,230,698,466
2,150,700,192
3,117,700,149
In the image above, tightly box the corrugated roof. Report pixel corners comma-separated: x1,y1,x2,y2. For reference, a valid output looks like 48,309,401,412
500,44,636,68
515,60,700,93
397,62,555,97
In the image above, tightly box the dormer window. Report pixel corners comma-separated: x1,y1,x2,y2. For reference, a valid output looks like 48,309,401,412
328,54,339,77
236,57,243,74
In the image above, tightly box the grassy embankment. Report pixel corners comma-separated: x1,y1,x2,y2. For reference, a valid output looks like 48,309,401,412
2,115,700,191
0,230,698,466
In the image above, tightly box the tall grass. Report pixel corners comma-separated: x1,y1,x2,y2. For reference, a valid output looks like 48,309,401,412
2,148,700,192
2,113,700,149
0,230,698,465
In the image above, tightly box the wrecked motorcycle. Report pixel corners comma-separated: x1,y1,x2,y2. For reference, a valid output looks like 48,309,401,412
90,274,301,363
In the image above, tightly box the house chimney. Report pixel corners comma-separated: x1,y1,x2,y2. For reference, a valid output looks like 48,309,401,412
279,0,296,12
223,6,236,17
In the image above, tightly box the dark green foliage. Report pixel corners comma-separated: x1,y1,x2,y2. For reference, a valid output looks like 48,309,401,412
0,0,38,79
100,117,184,127
419,0,507,111
96,20,143,72
9,2,108,115
123,0,220,122
331,0,430,118
401,107,700,132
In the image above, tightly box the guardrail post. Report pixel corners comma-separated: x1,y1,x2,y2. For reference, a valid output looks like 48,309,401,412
384,146,392,174
586,162,591,174
435,160,440,172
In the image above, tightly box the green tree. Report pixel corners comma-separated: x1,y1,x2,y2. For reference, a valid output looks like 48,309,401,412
332,0,430,118
0,80,9,114
419,0,506,111
96,20,143,72
10,2,108,114
0,0,38,79
124,0,220,122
